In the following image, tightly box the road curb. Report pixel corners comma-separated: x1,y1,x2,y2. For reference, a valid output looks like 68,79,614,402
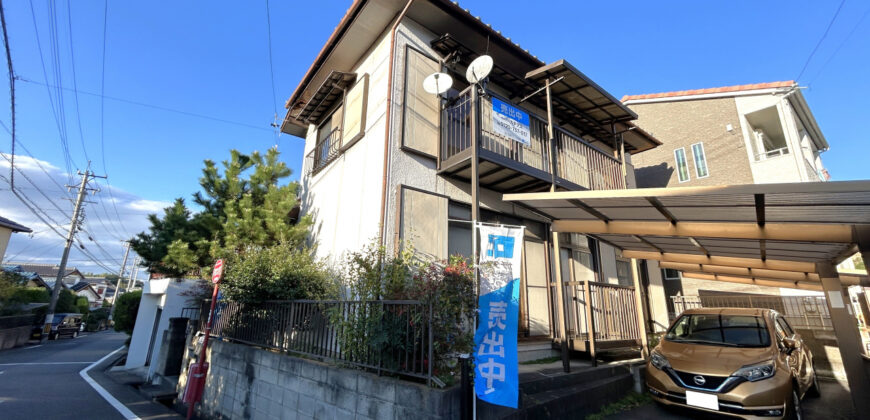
83,346,184,419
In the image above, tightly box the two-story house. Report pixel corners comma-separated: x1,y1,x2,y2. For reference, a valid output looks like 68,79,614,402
624,81,829,188
622,82,831,313
279,0,672,364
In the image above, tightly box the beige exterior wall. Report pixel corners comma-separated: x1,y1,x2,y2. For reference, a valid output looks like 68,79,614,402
0,226,11,264
678,274,789,297
629,97,755,188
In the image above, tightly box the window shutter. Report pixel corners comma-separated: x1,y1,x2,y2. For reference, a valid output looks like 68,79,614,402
341,74,368,150
402,48,440,157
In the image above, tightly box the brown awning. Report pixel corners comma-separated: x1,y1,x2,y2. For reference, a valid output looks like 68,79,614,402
290,71,356,124
504,181,870,290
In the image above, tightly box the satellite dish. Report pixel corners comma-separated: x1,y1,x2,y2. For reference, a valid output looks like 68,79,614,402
423,72,453,95
465,55,493,84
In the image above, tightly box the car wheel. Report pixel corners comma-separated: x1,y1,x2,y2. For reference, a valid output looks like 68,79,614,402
72,330,79,339
785,387,803,420
48,332,57,340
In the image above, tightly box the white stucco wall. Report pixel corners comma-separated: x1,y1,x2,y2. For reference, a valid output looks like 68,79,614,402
299,28,392,265
125,278,199,377
735,94,815,184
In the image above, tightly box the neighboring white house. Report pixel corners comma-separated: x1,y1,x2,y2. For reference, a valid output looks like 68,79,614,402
125,278,200,380
0,216,31,264
279,0,673,352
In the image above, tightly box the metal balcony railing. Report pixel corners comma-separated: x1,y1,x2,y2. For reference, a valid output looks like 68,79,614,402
305,127,342,175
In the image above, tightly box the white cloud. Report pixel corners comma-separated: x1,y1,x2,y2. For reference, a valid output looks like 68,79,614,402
127,199,172,213
0,153,156,278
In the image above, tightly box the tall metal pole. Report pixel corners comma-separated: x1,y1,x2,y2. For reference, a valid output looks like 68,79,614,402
470,84,480,420
108,242,131,320
545,78,557,192
42,165,99,342
127,256,139,291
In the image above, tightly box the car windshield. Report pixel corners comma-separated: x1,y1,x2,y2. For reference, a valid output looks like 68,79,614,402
52,314,66,324
665,313,771,348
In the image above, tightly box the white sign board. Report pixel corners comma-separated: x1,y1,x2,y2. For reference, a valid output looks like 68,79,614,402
491,98,530,146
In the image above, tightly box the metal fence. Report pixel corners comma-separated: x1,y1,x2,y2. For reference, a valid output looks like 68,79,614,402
199,299,434,382
671,295,832,330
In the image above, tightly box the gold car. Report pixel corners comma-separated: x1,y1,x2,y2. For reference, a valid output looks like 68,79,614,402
646,308,819,419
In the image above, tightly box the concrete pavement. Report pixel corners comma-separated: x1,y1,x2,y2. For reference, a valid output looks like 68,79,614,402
0,330,128,420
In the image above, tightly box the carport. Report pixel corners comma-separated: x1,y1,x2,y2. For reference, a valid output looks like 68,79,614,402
504,180,870,413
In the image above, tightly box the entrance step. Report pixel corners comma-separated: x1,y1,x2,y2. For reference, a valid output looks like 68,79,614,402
478,362,641,419
518,341,559,363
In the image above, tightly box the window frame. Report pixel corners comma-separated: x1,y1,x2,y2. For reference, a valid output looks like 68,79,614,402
401,45,442,160
396,184,450,261
674,147,690,183
615,258,632,286
691,142,710,179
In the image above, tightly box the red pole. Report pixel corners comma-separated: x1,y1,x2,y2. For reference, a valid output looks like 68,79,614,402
186,260,223,420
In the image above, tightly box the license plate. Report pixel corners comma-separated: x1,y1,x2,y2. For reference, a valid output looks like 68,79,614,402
685,390,719,411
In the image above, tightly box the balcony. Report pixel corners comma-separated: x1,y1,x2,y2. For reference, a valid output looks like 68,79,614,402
439,87,625,193
305,127,342,175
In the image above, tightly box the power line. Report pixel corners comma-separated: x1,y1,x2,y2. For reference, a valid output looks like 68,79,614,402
27,0,74,183
809,5,870,85
796,0,847,81
264,0,280,148
64,0,88,162
0,0,15,188
17,77,273,132
95,1,129,244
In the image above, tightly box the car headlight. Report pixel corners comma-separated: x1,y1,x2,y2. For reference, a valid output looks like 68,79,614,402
732,360,776,382
650,350,670,370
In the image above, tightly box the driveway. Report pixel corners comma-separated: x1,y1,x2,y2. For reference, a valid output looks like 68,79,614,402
606,379,855,419
0,331,129,420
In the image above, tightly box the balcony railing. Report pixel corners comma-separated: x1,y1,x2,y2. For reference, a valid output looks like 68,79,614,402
441,87,625,191
305,127,342,175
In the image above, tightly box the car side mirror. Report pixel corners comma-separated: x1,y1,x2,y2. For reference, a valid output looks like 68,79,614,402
782,337,800,354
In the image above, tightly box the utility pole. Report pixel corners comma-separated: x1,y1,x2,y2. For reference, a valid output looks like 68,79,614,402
108,242,131,321
127,256,139,291
42,163,105,342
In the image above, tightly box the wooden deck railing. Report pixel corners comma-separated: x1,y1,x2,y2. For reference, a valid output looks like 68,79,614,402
441,87,625,190
563,281,642,344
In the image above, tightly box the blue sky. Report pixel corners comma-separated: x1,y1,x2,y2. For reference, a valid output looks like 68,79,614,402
1,1,868,273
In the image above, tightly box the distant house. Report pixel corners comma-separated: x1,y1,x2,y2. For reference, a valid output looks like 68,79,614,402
85,276,113,306
70,282,103,309
7,263,85,289
0,265,50,290
0,216,32,264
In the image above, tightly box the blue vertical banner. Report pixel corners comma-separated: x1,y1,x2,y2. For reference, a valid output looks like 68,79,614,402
474,225,524,408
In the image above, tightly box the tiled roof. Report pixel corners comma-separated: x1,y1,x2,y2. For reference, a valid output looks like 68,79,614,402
0,215,31,233
621,81,795,102
5,263,82,280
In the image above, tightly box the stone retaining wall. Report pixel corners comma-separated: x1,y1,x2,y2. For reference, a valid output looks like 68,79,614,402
178,338,460,420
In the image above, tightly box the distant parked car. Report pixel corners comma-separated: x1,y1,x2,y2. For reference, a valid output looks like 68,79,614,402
646,308,819,419
30,313,83,340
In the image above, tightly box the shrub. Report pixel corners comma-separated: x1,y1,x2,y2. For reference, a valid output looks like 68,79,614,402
9,288,50,304
113,290,142,335
86,308,110,331
220,242,334,304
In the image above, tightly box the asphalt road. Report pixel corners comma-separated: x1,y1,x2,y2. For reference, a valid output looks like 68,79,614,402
0,330,128,420
607,379,856,419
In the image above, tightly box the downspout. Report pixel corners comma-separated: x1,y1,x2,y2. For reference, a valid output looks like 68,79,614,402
378,0,415,247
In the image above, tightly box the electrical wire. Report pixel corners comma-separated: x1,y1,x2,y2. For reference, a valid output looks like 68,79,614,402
796,0,847,81
17,77,273,132
0,0,15,188
264,0,280,148
808,5,870,86
64,0,88,162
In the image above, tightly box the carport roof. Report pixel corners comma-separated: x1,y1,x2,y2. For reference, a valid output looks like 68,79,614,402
504,181,870,290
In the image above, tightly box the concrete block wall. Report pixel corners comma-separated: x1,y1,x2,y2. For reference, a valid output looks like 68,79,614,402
178,339,460,420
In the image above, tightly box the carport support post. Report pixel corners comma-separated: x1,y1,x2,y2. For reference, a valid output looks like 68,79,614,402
817,262,870,414
551,230,570,373
630,258,648,359
857,226,870,276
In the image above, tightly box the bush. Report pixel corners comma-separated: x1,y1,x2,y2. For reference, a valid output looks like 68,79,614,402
55,290,79,313
113,290,142,335
220,242,334,304
9,288,50,304
75,297,91,316
86,308,110,331
333,241,475,386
